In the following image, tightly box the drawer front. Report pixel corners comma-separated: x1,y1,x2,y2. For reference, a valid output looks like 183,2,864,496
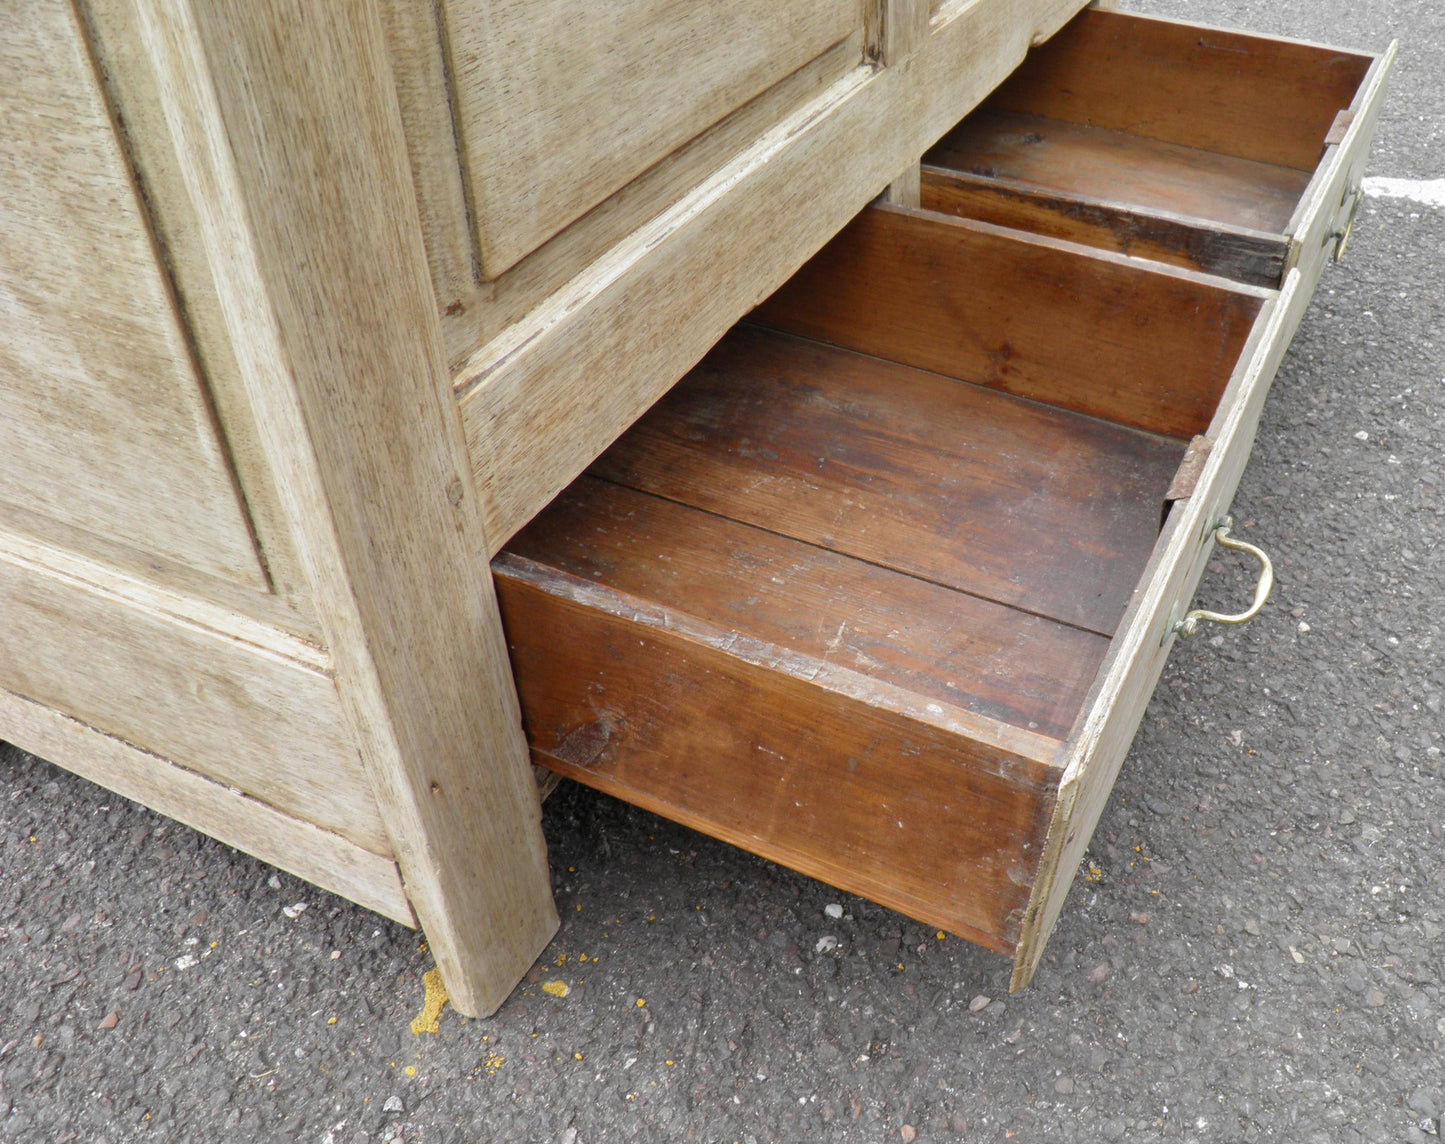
442,0,862,277
1011,267,1309,990
1285,42,1397,294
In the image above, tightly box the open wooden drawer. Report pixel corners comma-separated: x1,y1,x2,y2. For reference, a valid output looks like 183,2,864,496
921,8,1394,289
493,200,1316,989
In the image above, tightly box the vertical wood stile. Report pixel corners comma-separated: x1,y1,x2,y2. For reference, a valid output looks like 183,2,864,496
134,0,557,1016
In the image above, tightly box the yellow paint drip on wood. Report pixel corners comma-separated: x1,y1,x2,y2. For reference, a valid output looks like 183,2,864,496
409,967,449,1035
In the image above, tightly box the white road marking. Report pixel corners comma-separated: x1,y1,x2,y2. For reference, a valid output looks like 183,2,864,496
1362,176,1445,208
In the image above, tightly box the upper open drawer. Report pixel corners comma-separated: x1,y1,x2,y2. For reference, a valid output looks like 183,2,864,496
921,8,1395,288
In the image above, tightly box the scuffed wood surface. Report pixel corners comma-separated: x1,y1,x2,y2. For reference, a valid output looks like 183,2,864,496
920,167,1289,287
927,110,1310,233
592,325,1185,636
496,560,1061,952
0,687,412,925
0,537,389,855
507,476,1109,741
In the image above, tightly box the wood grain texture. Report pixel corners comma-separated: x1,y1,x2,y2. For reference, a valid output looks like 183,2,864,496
139,0,556,1017
927,110,1311,233
376,0,478,314
430,34,862,368
591,326,1185,636
77,0,322,634
0,686,412,925
0,533,388,854
443,0,860,276
1011,271,1305,991
457,0,1090,549
920,166,1289,287
495,558,1062,952
506,476,1109,741
867,0,930,64
752,205,1269,440
985,8,1373,173
1284,43,1395,293
0,0,265,589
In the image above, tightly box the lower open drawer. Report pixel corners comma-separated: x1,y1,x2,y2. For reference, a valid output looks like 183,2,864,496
495,200,1309,988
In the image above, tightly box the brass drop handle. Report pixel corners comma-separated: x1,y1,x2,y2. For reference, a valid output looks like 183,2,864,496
1174,518,1274,640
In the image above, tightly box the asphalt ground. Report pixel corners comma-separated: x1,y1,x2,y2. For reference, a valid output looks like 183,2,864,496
2,1,1442,1140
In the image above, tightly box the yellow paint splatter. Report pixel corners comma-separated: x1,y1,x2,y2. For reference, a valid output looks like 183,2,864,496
936,931,946,940
410,967,449,1035
574,1052,584,1060
555,954,568,966
327,1016,338,1026
579,954,588,962
542,980,570,998
635,998,647,1008
404,1065,417,1077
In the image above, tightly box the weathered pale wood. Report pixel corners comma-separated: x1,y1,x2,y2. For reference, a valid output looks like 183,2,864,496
137,0,556,1017
443,0,861,276
752,205,1269,439
880,163,922,207
376,0,478,315
496,556,1063,952
985,9,1373,173
431,34,863,369
592,325,1185,636
77,0,322,634
867,0,930,64
920,165,1289,287
457,0,1090,548
0,687,412,925
0,531,387,853
0,1,265,590
1284,43,1396,292
1011,270,1306,991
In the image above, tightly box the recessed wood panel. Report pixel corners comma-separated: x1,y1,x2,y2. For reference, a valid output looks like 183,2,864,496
442,0,861,276
0,2,266,588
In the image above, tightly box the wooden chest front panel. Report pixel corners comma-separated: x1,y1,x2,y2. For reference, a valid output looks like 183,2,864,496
440,0,863,278
0,0,266,590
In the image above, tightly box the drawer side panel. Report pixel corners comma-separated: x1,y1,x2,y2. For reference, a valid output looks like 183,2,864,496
1011,269,1308,991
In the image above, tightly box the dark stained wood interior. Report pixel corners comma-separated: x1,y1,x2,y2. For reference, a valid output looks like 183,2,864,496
491,194,1264,952
506,476,1109,740
983,8,1372,172
918,166,1289,287
751,204,1268,439
590,326,1185,637
494,564,1062,949
927,110,1312,234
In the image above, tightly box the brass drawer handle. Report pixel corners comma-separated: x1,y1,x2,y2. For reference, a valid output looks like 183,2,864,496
1174,518,1274,640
